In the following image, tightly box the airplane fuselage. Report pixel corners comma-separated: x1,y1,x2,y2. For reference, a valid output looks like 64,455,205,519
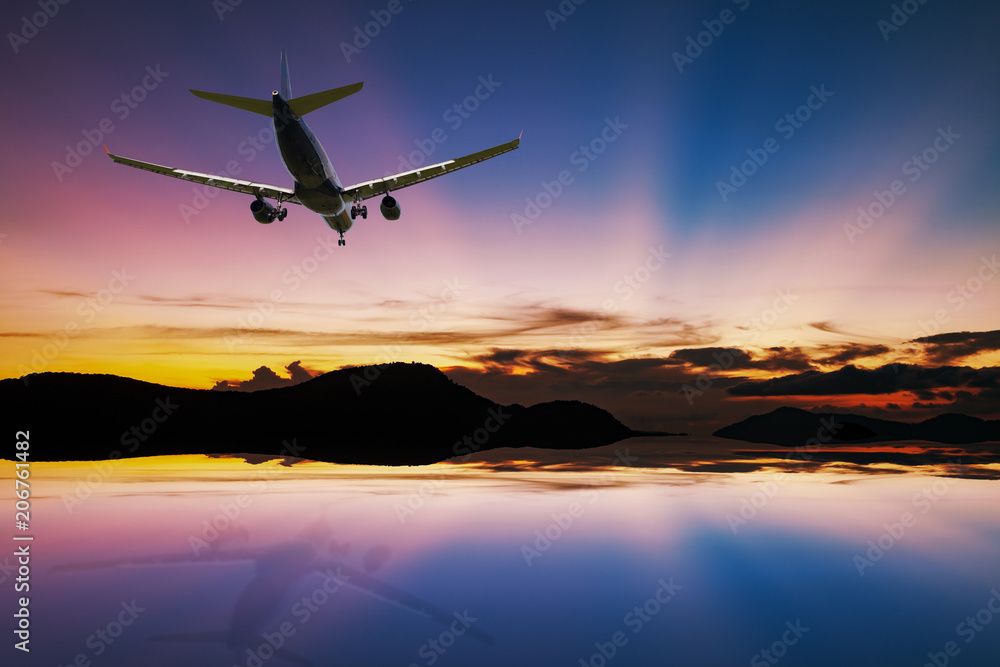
272,92,353,233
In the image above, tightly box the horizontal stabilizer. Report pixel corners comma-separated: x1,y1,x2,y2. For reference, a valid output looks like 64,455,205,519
190,82,363,118
288,82,363,115
189,89,272,116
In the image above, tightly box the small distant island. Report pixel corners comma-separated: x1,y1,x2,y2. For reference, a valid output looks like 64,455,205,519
1,363,681,465
714,406,1000,446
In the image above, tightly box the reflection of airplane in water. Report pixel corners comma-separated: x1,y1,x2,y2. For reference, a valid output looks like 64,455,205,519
49,520,492,665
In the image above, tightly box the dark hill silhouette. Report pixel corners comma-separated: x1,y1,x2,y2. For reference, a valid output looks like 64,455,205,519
1,363,661,465
714,406,1000,446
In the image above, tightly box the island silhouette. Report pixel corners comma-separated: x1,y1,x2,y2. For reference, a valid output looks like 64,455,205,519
3,362,674,465
713,406,1000,446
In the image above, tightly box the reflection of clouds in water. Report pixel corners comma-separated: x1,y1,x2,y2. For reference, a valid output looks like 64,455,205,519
450,437,999,480
26,456,1000,667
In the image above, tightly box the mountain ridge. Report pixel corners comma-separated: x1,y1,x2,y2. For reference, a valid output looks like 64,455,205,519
1,363,675,465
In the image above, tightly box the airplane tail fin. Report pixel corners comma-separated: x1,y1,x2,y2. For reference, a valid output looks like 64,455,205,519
189,49,362,118
280,49,292,99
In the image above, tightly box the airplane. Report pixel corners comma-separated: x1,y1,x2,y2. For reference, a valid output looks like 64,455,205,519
105,50,519,246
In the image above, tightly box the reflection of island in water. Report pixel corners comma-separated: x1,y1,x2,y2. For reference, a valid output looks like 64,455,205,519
48,517,491,667
26,455,1000,667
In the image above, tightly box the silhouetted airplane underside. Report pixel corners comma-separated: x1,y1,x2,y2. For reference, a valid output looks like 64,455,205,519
106,50,519,246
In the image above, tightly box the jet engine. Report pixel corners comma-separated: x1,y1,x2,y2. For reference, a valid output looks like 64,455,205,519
250,198,277,224
380,195,401,221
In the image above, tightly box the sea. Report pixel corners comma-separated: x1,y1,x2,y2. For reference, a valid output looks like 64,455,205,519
4,436,999,667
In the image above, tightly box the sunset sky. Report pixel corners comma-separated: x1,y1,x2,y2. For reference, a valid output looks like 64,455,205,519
2,0,998,433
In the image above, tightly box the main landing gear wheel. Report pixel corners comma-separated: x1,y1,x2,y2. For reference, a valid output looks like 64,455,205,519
277,208,287,221
350,205,368,220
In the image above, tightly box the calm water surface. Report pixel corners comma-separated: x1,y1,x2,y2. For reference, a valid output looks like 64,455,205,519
4,438,999,666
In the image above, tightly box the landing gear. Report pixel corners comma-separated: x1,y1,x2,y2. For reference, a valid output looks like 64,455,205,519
350,205,367,220
272,195,288,222
338,231,346,246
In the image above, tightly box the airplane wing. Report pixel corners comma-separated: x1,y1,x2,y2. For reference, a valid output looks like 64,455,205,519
341,135,520,202
104,146,301,204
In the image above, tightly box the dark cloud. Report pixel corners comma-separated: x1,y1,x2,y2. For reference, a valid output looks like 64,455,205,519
816,343,892,366
472,348,610,374
759,347,815,372
910,330,1000,364
669,347,754,369
668,346,815,372
213,360,321,392
727,363,1000,397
